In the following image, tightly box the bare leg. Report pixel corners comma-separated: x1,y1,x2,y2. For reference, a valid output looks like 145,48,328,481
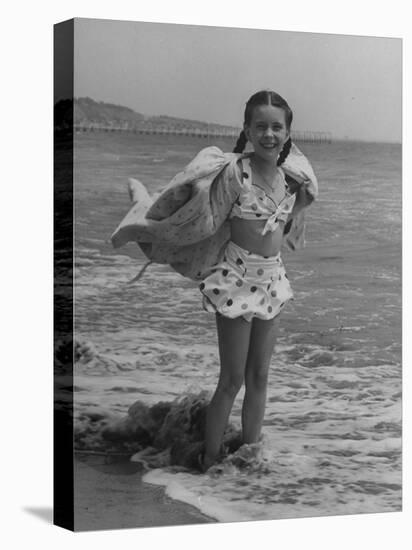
242,316,279,444
203,313,252,470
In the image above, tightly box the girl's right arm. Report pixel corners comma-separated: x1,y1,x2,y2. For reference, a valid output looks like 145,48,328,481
209,157,244,232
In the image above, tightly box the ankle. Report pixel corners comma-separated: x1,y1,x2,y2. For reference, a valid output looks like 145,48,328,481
202,452,216,472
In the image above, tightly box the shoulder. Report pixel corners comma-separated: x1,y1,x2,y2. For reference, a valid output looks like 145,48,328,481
214,153,247,194
175,147,239,184
194,146,246,167
188,146,230,169
183,147,251,193
282,143,318,199
277,166,296,194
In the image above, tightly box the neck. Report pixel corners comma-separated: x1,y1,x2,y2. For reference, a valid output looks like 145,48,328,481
250,154,278,174
249,157,281,190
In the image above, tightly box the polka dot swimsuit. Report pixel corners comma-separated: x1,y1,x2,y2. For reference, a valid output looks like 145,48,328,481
200,241,294,322
229,158,296,235
199,158,294,321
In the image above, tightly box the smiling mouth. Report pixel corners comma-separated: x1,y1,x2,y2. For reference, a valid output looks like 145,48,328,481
260,143,278,149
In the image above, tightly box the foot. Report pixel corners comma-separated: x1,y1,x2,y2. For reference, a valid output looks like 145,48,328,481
198,452,216,474
199,452,218,473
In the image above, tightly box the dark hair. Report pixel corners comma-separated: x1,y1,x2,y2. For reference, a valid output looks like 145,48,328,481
233,90,293,165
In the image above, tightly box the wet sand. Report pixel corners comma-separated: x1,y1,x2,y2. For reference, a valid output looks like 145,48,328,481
74,452,214,531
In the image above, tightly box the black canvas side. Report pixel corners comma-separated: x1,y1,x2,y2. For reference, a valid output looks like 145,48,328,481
53,18,74,532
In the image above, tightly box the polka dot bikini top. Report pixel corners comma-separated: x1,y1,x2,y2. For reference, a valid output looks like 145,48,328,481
230,157,296,236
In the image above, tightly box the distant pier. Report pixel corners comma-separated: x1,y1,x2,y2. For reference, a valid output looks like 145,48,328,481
73,123,332,143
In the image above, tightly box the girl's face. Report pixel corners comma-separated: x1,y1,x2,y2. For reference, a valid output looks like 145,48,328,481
244,104,290,163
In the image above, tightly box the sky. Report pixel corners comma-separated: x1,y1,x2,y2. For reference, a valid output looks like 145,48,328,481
63,18,402,142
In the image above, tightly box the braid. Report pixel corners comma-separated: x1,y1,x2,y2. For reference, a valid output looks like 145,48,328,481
233,130,248,153
277,137,292,166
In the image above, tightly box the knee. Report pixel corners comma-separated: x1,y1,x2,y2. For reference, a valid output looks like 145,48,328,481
245,364,269,392
217,372,244,399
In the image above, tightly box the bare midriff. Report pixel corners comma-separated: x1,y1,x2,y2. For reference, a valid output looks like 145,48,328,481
230,217,284,257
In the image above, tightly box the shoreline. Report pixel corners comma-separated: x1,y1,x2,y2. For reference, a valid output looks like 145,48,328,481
74,452,215,531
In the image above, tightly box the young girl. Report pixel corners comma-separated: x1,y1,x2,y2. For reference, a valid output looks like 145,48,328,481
111,90,318,472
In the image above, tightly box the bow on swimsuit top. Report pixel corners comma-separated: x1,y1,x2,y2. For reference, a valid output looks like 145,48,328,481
230,157,296,236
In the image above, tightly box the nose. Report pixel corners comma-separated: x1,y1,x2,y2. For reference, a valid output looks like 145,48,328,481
263,127,274,137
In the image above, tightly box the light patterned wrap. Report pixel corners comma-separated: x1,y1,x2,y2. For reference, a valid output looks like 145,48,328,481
111,144,318,281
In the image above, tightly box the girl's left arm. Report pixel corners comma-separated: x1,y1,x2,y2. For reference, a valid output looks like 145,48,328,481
289,177,315,218
283,176,316,244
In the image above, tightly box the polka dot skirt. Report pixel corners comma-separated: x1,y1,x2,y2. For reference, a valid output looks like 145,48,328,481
200,241,293,322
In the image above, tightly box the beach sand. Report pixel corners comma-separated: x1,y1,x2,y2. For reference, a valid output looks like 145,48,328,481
74,452,215,531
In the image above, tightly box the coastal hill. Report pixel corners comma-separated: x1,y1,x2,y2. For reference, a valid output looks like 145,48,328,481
55,97,239,133
74,97,145,126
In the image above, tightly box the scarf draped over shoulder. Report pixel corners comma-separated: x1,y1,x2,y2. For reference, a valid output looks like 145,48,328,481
111,144,318,281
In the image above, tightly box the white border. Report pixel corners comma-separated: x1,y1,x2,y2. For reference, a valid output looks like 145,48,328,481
2,0,410,548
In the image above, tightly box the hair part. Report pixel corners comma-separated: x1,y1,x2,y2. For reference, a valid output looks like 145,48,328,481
233,90,293,165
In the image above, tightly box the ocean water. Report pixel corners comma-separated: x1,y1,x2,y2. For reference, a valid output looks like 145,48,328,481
72,132,401,523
